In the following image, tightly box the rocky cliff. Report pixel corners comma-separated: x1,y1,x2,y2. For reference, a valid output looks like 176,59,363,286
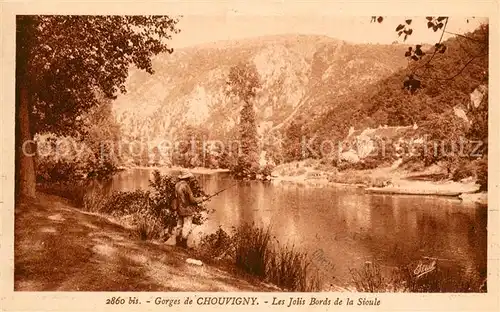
112,35,409,144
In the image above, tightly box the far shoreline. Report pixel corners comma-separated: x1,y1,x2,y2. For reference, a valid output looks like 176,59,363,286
269,160,488,205
117,165,231,175
116,163,487,205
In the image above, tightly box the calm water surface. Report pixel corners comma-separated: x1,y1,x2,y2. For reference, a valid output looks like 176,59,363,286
105,168,487,287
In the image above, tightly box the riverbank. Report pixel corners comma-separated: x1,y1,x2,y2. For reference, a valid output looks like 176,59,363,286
271,160,486,204
14,193,278,291
118,165,231,175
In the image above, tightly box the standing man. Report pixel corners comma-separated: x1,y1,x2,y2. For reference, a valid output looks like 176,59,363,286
173,170,207,248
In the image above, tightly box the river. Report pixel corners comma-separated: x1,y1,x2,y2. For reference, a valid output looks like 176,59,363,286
105,168,487,289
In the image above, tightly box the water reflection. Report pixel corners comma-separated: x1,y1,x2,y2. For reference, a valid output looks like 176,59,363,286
103,169,487,286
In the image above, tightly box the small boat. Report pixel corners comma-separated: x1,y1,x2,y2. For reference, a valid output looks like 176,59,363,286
364,187,463,197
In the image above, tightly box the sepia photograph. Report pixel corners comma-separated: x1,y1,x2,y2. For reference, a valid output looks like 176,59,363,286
4,1,495,301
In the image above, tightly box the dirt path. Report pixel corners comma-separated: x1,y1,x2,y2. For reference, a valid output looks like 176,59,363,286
14,193,276,291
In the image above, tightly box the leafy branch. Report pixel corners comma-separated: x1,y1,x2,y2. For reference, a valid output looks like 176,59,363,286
371,16,487,88
413,17,449,77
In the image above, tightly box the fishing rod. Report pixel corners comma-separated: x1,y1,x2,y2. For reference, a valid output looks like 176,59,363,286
200,183,238,203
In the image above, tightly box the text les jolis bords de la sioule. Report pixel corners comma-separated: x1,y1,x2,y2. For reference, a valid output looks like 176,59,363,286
105,296,381,307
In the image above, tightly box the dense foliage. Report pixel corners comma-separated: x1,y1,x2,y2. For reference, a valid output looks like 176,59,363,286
36,93,124,183
16,15,180,197
19,15,180,135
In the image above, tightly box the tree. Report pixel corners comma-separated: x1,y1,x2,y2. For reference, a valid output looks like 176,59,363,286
237,102,260,178
170,125,209,168
152,146,162,167
415,110,469,175
16,15,180,198
226,62,261,179
78,94,122,178
467,85,488,154
284,120,306,162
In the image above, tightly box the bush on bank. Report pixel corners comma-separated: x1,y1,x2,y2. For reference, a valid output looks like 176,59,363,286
97,170,210,240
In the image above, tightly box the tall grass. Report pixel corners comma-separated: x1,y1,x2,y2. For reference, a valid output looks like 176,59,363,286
199,223,323,292
349,261,386,292
233,224,272,277
349,260,487,293
135,216,165,241
82,181,108,212
267,244,321,291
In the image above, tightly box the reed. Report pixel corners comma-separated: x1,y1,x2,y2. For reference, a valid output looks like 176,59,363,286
201,223,323,292
134,216,164,241
267,243,318,291
233,223,272,277
349,260,487,293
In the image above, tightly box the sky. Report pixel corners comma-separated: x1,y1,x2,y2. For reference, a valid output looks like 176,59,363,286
169,15,487,49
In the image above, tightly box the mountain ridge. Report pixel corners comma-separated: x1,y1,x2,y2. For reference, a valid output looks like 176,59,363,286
112,33,409,146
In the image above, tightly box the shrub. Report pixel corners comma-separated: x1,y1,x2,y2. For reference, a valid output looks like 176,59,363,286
260,164,275,177
101,189,151,216
339,157,381,171
35,133,120,207
36,159,86,183
400,157,426,172
95,170,212,241
197,226,234,261
36,141,119,184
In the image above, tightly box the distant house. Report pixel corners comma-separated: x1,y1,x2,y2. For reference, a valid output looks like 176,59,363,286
339,123,420,163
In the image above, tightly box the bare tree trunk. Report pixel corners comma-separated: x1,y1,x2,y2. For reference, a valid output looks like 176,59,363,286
16,80,37,199
15,16,37,199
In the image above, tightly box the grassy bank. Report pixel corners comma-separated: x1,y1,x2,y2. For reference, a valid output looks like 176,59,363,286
14,193,278,291
271,159,395,187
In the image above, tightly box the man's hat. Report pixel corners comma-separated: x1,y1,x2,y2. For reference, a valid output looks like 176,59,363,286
178,170,194,180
